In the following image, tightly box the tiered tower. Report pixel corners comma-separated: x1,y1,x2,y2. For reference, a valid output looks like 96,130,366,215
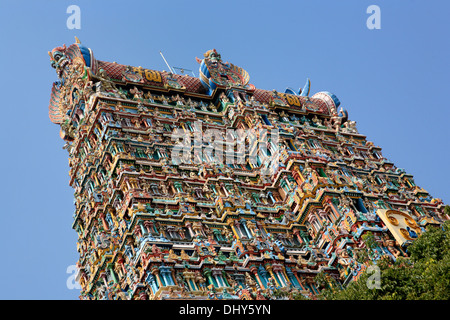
48,39,448,300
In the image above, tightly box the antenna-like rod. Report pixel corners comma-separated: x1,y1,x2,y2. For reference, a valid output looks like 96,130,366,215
159,51,175,74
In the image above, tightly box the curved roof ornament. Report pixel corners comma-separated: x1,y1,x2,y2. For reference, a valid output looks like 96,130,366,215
48,37,95,124
311,91,341,115
70,37,94,68
284,78,310,96
197,49,251,95
299,78,310,97
284,87,299,95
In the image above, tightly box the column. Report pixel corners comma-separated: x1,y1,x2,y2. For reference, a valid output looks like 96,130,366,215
146,272,159,294
204,269,216,287
108,265,118,284
139,221,147,236
152,268,163,288
242,221,252,239
250,266,265,289
266,265,281,287
230,223,241,240
99,213,109,231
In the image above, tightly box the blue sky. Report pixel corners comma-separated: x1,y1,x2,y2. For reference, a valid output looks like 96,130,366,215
0,0,448,299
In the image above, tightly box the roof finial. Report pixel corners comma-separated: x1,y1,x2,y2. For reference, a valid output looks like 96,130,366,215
74,36,81,44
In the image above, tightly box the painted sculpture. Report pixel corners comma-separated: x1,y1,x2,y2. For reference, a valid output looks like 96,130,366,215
47,38,448,300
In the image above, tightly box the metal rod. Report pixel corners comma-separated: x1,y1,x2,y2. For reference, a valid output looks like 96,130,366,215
159,51,175,74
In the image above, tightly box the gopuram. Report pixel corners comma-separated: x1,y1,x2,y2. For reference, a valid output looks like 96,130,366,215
48,38,448,300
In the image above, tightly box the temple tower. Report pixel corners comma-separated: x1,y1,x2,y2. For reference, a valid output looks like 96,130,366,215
48,40,448,300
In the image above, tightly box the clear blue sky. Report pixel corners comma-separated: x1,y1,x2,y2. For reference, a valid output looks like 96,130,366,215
0,0,448,299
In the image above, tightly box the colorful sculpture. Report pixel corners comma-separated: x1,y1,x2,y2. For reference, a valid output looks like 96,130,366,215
48,38,448,300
